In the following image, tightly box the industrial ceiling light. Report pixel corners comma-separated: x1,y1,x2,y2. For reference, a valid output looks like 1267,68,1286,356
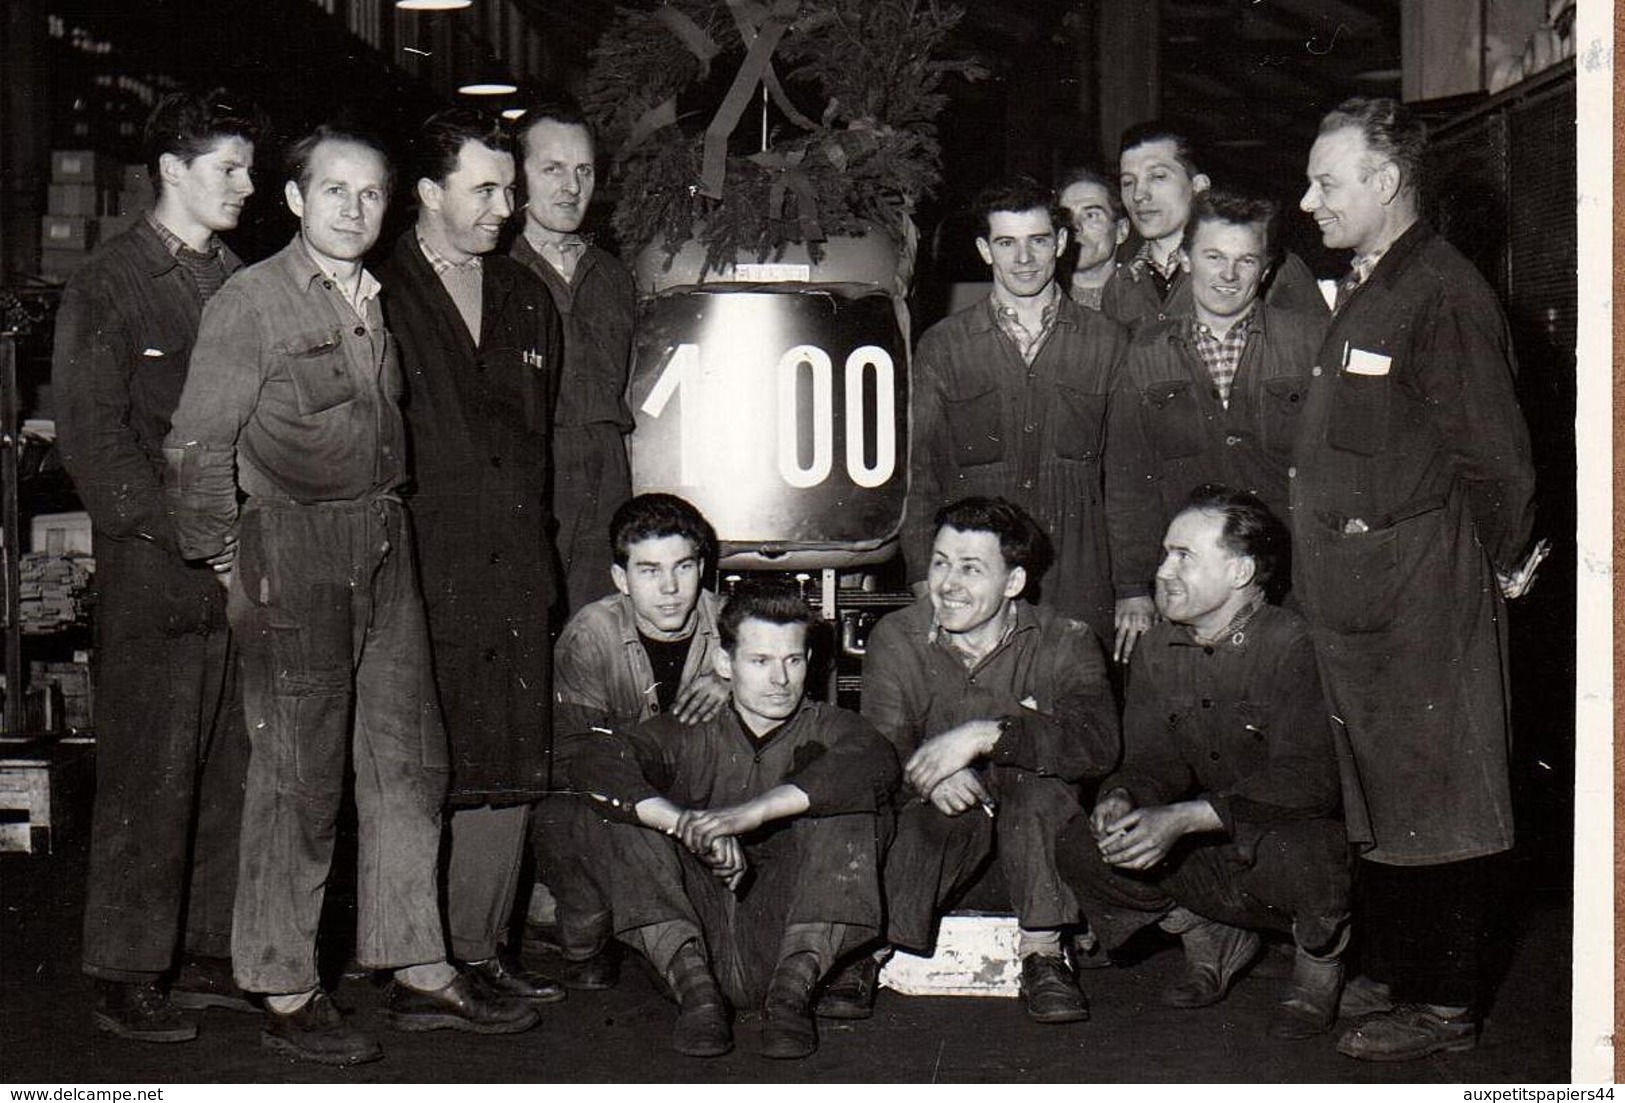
397,1,473,11
458,81,518,95
500,107,527,120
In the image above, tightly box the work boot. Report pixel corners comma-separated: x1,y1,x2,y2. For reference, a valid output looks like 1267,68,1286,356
1336,1003,1478,1061
1160,908,1260,1009
384,969,539,1034
814,952,880,1020
468,955,566,1004
554,947,621,991
261,990,382,1066
93,979,197,1043
1268,943,1345,1039
170,956,257,1013
1338,973,1396,1018
1018,953,1090,1023
666,941,731,1058
761,951,821,1059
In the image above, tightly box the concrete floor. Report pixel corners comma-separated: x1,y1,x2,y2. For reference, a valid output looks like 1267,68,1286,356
0,787,1575,1086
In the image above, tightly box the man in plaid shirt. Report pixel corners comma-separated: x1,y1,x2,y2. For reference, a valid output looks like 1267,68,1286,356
1104,191,1326,662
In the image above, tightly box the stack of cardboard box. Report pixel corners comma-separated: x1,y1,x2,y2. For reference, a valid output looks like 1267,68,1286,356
40,151,150,282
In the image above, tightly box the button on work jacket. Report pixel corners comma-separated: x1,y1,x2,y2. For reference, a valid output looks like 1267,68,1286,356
1108,603,1341,851
860,597,1119,782
1291,220,1536,866
165,236,406,558
379,233,563,804
904,295,1128,645
1105,303,1324,598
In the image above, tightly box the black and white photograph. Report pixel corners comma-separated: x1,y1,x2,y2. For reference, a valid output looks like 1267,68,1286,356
0,0,1612,1089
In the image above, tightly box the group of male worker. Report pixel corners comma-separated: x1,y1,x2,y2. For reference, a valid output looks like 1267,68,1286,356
52,80,1537,1073
56,92,635,1065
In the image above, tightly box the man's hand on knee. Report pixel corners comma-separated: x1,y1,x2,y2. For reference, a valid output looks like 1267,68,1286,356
905,720,1002,796
926,768,992,817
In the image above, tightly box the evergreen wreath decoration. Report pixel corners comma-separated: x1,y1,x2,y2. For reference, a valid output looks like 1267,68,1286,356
582,0,985,273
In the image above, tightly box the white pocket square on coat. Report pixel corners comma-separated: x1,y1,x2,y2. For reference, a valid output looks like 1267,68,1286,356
142,348,165,358
1345,347,1391,376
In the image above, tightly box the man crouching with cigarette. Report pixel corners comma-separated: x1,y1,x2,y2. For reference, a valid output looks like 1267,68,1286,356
568,579,898,1060
1054,484,1352,1039
856,497,1120,1025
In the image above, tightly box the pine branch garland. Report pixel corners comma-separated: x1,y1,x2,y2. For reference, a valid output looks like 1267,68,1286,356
583,0,985,273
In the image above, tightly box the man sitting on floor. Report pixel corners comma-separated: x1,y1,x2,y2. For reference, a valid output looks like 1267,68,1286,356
568,579,899,1060
1055,485,1351,1038
857,496,1119,1025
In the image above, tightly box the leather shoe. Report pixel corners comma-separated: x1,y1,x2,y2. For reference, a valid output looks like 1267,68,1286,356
93,979,197,1043
1018,953,1090,1024
1161,915,1260,1009
170,956,257,1013
554,947,621,991
667,942,732,1057
469,956,566,1004
1336,1004,1477,1061
1338,973,1396,1018
262,990,381,1066
761,951,821,1059
385,970,539,1034
814,953,879,1020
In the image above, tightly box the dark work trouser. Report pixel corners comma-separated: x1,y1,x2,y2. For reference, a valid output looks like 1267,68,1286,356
82,617,246,981
552,423,630,617
228,496,449,995
599,812,883,1008
884,767,1082,953
532,793,614,960
445,803,531,962
1356,853,1504,1013
1054,812,1352,953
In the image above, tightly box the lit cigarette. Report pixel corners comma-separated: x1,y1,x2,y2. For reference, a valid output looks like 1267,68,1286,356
980,801,996,818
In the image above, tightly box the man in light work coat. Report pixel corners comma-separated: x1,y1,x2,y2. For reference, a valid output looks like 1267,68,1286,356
1293,96,1538,1062
378,108,564,1005
55,89,258,1040
904,176,1128,648
510,95,635,615
535,493,730,989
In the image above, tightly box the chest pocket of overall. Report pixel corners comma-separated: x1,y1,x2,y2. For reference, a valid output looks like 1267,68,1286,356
1260,376,1307,458
944,387,1003,467
1140,379,1203,459
1325,367,1390,457
1054,382,1106,461
279,328,357,415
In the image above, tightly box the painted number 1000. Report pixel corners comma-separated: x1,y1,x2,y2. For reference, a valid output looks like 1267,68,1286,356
640,342,898,489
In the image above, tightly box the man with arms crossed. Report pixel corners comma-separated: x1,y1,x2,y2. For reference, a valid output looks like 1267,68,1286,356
569,580,898,1059
165,125,534,1065
536,492,730,989
56,89,258,1040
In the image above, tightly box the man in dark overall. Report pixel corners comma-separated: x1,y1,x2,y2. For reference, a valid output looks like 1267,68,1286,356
510,95,634,616
904,176,1128,648
1105,191,1324,663
1103,121,1325,333
165,125,534,1065
378,108,564,1005
535,493,731,989
1056,486,1351,1039
569,580,898,1060
862,497,1119,1025
1293,96,1538,1061
55,89,258,1041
